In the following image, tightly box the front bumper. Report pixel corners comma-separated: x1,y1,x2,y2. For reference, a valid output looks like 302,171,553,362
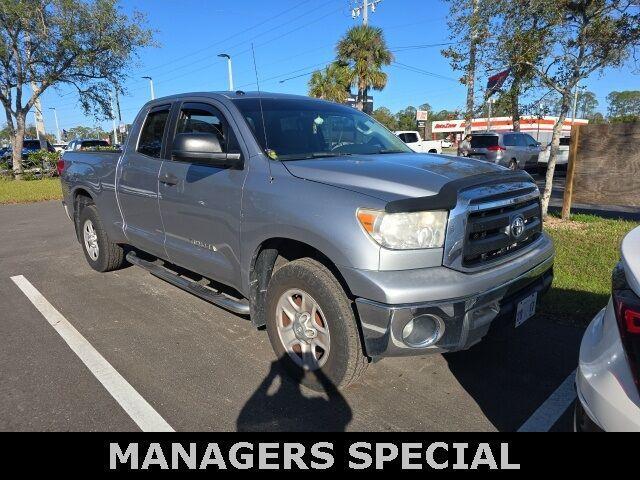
354,254,554,358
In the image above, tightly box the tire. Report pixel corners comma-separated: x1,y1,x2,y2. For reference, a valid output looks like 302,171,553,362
265,258,368,391
508,159,518,170
78,204,125,272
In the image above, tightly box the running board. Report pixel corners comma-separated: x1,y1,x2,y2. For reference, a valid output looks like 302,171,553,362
126,252,250,315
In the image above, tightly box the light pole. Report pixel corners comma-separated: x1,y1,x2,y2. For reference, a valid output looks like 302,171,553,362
142,76,155,100
49,107,61,143
351,0,382,25
571,84,586,126
217,53,234,91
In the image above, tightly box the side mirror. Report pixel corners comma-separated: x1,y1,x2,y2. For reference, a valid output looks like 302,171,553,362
171,132,242,168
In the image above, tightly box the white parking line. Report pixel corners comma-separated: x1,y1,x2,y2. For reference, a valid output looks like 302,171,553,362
517,369,577,432
10,275,174,432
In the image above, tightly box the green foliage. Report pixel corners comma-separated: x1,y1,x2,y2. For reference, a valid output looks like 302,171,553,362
542,215,639,325
395,106,418,131
607,91,640,122
65,125,109,141
308,62,353,104
336,25,393,110
24,149,60,179
0,0,154,174
371,107,397,131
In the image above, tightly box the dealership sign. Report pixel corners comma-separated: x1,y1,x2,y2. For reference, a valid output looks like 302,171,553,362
416,110,429,121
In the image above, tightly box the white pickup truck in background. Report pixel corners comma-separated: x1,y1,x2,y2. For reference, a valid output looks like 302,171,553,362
394,131,442,154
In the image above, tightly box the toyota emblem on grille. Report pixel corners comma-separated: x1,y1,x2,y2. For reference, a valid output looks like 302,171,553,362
510,215,525,239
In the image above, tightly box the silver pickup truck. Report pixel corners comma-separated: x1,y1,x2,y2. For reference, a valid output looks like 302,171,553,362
60,92,554,390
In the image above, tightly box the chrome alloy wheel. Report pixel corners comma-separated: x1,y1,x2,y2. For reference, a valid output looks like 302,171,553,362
275,289,330,371
83,219,99,261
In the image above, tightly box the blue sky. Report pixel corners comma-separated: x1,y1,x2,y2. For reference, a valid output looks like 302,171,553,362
34,0,639,134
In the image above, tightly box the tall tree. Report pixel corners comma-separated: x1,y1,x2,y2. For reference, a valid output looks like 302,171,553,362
372,106,397,131
508,0,640,217
578,90,599,119
442,0,494,135
607,90,640,122
395,106,418,131
336,25,393,111
489,0,546,132
308,62,352,104
0,0,152,178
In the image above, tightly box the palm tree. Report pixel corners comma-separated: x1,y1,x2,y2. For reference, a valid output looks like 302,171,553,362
308,62,352,103
336,25,393,111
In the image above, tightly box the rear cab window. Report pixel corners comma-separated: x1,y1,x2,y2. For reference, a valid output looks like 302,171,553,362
470,135,498,148
560,137,571,146
399,133,419,143
137,106,171,158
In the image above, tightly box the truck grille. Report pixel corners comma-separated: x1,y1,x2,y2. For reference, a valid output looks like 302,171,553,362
462,193,542,268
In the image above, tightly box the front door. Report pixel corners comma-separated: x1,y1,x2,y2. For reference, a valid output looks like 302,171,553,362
158,100,247,289
116,104,171,258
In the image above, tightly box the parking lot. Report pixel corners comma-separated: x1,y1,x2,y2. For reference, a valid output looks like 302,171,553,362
0,200,584,432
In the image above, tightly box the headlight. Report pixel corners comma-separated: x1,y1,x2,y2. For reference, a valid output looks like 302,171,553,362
357,208,448,250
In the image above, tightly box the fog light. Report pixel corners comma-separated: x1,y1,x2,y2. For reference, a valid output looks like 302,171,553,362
402,314,444,348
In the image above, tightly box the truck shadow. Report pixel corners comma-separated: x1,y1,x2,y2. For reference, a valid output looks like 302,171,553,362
236,357,352,432
443,290,592,431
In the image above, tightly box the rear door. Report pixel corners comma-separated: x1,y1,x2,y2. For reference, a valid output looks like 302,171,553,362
116,104,171,258
522,133,541,167
158,99,248,289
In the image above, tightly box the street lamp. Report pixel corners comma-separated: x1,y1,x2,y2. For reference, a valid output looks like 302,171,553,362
49,107,61,143
217,53,234,91
142,76,155,100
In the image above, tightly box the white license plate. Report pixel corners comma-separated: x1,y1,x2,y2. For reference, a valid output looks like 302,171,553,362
515,292,537,327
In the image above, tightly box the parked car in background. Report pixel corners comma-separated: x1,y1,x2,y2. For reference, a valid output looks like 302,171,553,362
394,130,442,154
468,132,542,170
66,139,112,151
537,137,570,175
575,225,640,431
52,143,68,153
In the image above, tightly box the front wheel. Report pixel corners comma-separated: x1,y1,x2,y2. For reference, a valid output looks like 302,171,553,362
265,258,368,391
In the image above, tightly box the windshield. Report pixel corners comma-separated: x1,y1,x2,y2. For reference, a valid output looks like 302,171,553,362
232,98,411,160
80,140,110,150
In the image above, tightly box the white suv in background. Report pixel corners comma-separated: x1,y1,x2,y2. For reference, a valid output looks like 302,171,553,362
537,136,570,174
575,226,640,431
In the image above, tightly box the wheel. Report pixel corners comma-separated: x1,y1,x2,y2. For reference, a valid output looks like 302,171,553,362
508,159,518,170
265,258,368,391
78,204,125,272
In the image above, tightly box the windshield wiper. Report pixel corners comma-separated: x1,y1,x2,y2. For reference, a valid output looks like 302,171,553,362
377,149,409,154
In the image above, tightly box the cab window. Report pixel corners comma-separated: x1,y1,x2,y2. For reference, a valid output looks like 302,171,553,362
137,106,170,158
175,102,239,154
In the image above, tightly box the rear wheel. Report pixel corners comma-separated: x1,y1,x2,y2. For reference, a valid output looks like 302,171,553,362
265,258,368,391
508,159,518,170
79,204,125,272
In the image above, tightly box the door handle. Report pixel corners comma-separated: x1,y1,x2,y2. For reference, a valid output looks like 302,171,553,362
159,173,179,186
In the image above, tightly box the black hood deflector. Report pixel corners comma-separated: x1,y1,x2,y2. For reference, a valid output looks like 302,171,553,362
385,170,534,213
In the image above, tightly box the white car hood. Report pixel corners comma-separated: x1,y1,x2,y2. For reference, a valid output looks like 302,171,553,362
622,226,640,297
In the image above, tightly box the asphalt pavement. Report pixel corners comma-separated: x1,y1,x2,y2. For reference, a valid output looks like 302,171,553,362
0,200,584,432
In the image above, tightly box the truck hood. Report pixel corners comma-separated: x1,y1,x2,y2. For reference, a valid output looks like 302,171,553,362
282,153,504,202
622,226,640,297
